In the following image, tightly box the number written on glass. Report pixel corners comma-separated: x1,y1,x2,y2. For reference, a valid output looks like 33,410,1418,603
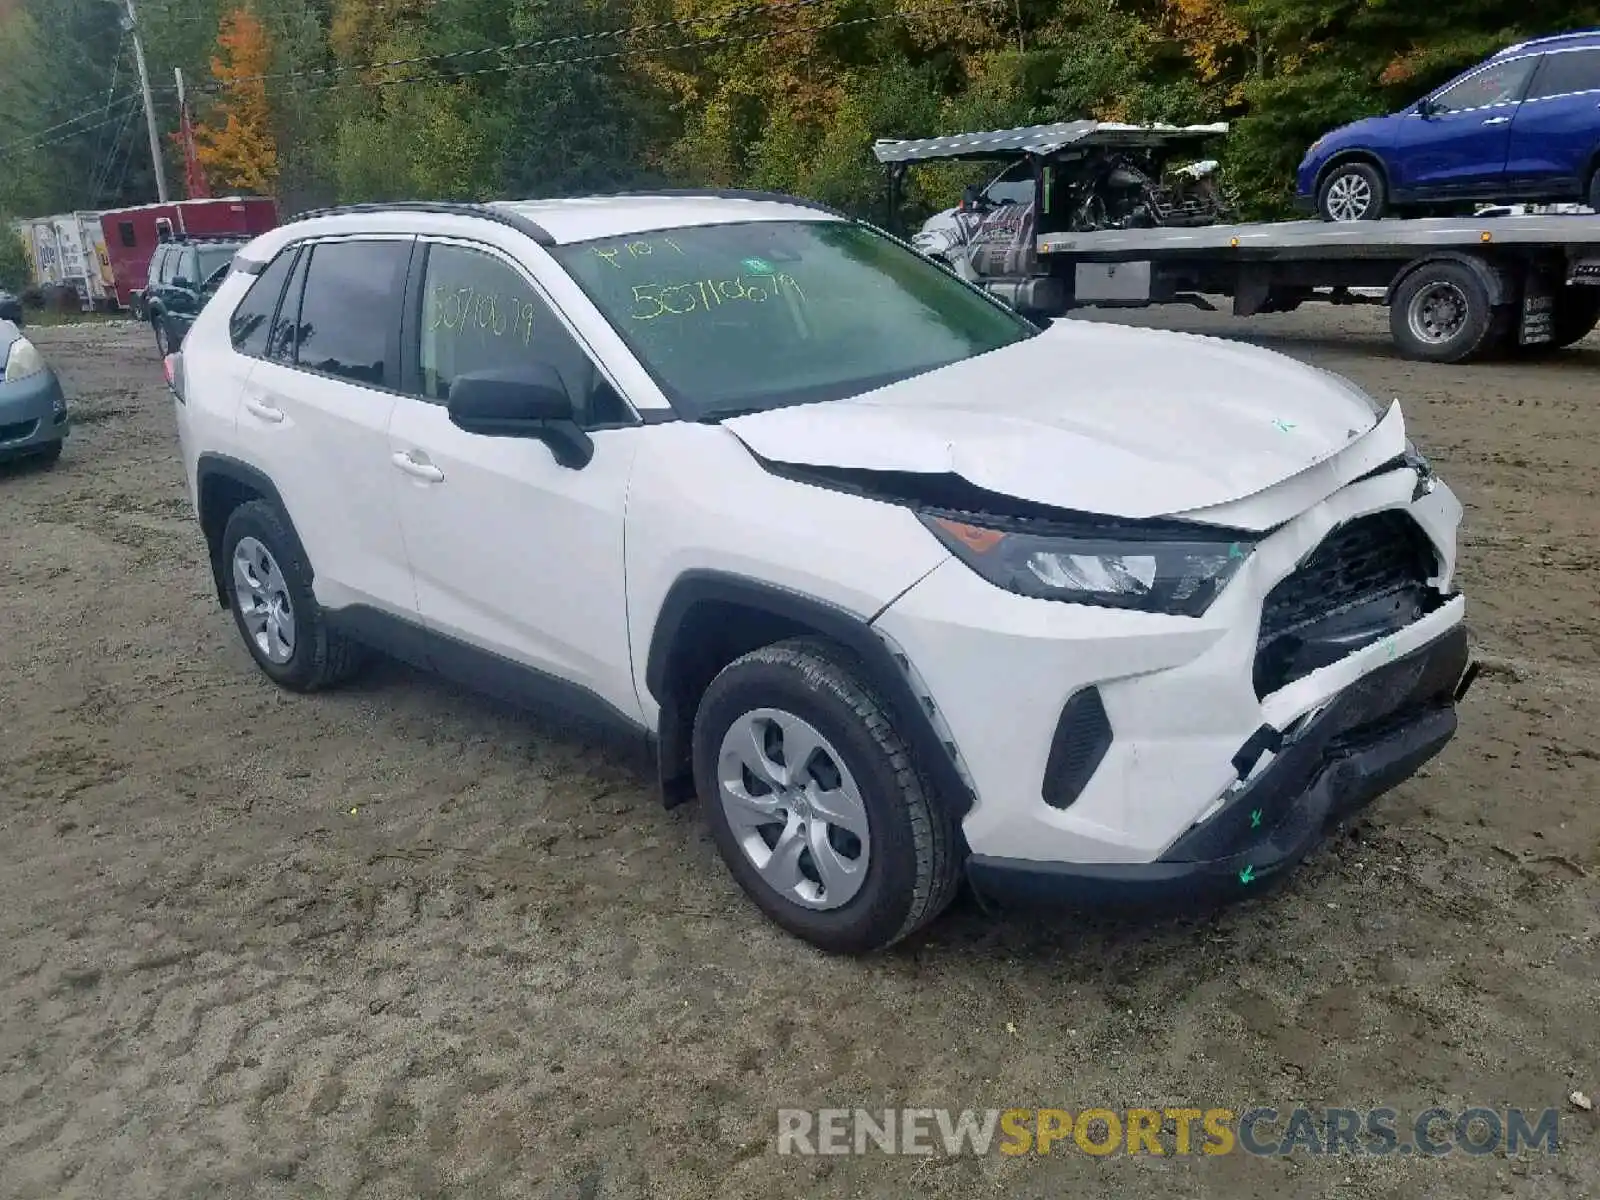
629,274,804,321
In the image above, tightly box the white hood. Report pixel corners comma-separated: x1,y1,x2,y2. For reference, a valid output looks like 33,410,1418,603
723,321,1409,530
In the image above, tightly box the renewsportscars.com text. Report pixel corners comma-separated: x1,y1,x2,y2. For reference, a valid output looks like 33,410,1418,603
776,1106,1562,1158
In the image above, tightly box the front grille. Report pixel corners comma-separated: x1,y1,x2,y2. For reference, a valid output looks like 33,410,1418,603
1254,511,1436,697
0,418,37,443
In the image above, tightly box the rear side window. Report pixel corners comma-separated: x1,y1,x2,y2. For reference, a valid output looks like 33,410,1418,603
1527,49,1600,100
267,248,310,363
289,239,411,389
229,247,298,356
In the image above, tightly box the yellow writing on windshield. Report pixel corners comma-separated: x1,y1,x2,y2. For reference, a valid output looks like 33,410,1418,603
592,236,688,270
629,273,805,321
426,283,536,345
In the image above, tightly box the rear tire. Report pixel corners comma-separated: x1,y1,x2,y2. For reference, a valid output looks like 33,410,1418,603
691,638,962,954
1318,162,1387,222
1389,261,1500,363
1587,169,1600,213
220,500,365,692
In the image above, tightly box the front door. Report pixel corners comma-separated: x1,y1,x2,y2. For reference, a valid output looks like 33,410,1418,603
385,238,643,722
1392,55,1540,194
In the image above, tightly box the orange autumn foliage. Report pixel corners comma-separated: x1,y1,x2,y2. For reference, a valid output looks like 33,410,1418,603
193,8,280,194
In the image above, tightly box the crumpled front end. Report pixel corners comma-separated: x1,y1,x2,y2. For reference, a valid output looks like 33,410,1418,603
869,452,1470,894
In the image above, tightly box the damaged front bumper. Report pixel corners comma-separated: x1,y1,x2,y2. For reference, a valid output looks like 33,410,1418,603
966,622,1476,907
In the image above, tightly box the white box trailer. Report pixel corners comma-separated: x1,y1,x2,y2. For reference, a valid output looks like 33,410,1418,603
876,122,1600,364
20,212,112,310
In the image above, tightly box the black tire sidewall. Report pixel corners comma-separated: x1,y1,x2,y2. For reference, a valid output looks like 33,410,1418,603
1318,163,1385,222
692,653,929,954
220,501,326,690
153,319,169,358
1390,262,1493,362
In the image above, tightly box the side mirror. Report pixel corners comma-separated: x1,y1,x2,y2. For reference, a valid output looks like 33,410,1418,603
172,277,193,290
447,365,593,468
1415,97,1437,117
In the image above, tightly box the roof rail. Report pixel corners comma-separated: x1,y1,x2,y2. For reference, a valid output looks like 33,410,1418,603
594,188,849,218
1499,28,1600,53
286,200,556,245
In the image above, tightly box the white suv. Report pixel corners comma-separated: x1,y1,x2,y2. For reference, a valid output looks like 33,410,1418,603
169,191,1476,954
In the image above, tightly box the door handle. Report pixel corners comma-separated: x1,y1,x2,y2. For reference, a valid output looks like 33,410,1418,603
243,398,284,423
1482,116,1511,125
391,451,445,482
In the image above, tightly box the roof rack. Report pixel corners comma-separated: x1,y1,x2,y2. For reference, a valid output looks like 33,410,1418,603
583,188,849,218
287,200,556,246
156,231,251,245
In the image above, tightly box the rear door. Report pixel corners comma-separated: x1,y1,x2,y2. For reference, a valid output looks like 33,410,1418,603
1506,48,1600,193
1391,54,1539,193
237,235,420,617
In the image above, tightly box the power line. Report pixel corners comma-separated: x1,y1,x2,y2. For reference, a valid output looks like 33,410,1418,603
254,0,1001,99
0,105,146,161
0,93,143,159
190,0,838,92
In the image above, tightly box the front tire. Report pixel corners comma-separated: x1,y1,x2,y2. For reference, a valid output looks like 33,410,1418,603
1318,162,1387,222
152,317,170,359
692,638,962,954
220,500,365,692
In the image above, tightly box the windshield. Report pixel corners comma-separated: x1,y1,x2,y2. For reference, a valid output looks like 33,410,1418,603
197,246,238,280
549,219,1038,419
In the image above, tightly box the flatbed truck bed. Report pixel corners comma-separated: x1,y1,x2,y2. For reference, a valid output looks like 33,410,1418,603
874,121,1600,363
1016,215,1600,363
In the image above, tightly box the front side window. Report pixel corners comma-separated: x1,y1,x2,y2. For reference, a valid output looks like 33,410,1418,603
229,246,296,356
549,219,1037,420
1432,57,1537,111
158,249,182,284
176,248,199,286
148,248,171,287
289,239,411,389
1526,48,1600,100
415,243,629,425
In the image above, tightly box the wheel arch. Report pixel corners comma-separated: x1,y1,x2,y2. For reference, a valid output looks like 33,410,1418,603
643,570,974,819
196,454,310,609
1316,149,1392,196
1383,250,1517,310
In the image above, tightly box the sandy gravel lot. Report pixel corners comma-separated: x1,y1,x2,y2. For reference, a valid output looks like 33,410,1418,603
0,311,1596,1199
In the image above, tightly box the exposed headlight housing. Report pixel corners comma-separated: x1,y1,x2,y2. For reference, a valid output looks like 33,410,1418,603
3,336,46,383
920,513,1255,617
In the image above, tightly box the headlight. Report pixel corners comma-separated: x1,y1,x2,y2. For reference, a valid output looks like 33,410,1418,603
3,336,45,383
920,514,1254,616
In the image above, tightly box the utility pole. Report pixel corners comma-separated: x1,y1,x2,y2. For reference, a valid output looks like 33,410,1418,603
122,0,169,202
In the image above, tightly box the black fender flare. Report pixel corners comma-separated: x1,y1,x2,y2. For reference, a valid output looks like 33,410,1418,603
644,570,974,818
1385,250,1517,310
195,453,312,607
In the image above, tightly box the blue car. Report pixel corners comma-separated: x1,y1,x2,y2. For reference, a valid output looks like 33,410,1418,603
1298,30,1600,221
0,322,69,467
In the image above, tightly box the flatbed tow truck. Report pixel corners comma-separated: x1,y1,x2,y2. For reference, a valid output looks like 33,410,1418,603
873,120,1600,364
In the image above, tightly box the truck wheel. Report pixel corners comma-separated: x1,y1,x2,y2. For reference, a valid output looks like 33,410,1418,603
691,638,962,955
1318,162,1386,222
1390,262,1500,363
152,317,170,359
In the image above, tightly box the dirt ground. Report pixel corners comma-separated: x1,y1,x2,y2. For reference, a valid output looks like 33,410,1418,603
0,310,1596,1200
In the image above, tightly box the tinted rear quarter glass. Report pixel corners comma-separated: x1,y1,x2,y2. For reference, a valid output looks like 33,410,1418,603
292,239,411,389
229,247,297,356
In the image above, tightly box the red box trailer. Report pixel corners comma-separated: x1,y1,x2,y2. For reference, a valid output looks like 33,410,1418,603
99,197,278,310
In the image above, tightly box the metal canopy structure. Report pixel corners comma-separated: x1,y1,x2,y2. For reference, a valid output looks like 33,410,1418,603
871,120,1230,165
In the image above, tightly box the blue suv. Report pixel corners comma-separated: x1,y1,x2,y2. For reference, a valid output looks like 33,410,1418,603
1298,30,1600,221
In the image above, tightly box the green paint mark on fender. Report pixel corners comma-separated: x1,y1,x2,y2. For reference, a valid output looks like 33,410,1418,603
1249,808,1263,829
1238,864,1256,885
1273,419,1297,433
